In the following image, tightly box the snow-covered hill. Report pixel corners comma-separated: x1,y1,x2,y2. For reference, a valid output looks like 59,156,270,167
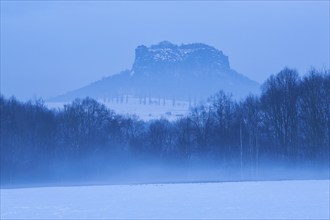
1,180,329,219
50,41,260,103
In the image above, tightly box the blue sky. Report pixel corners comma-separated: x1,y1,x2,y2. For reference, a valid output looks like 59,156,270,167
1,1,329,100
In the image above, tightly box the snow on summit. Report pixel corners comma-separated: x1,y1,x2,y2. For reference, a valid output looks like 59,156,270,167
134,41,230,69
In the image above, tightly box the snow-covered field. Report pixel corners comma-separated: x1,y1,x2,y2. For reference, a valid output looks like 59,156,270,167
46,97,192,121
1,180,329,219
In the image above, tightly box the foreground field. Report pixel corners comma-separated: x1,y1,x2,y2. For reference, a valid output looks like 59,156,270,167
1,180,329,219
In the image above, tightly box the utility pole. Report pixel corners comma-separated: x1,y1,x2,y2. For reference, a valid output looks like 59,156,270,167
240,121,243,180
256,129,259,179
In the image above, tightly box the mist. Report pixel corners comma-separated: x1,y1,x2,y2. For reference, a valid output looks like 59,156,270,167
1,2,329,219
1,67,329,188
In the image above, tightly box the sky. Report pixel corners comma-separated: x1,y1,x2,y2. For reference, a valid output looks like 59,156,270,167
1,1,329,101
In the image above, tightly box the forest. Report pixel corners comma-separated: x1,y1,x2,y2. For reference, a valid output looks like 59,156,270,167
1,67,329,185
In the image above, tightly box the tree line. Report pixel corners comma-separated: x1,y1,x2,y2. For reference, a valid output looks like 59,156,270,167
1,67,329,185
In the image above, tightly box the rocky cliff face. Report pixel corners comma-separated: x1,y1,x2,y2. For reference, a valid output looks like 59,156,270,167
132,41,230,77
50,41,259,102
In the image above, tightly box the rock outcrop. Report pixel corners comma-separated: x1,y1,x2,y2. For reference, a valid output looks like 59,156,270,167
132,41,230,77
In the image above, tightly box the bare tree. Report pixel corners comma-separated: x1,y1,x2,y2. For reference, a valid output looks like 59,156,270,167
261,68,300,162
241,95,262,176
300,68,330,163
189,105,213,155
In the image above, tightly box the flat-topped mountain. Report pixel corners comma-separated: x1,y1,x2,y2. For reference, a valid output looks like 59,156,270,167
50,41,259,102
132,41,230,77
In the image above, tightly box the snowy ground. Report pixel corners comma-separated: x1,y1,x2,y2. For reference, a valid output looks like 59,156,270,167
46,97,192,121
1,180,329,219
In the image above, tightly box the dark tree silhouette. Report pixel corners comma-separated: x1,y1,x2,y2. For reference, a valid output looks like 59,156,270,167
1,67,329,185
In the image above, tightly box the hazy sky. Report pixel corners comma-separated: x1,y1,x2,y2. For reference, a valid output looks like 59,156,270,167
1,1,329,100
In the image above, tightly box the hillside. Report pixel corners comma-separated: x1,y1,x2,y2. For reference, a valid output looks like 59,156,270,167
50,41,259,102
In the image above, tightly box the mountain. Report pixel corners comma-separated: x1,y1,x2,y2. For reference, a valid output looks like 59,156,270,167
50,41,259,102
